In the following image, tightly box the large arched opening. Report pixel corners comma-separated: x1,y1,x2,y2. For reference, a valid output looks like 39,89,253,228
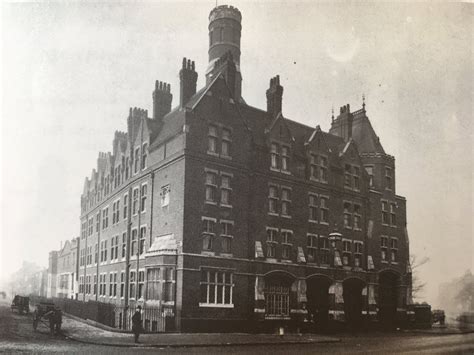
343,277,366,329
306,274,333,331
378,270,400,328
263,271,295,320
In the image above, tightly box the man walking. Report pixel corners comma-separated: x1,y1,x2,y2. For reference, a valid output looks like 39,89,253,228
132,305,142,343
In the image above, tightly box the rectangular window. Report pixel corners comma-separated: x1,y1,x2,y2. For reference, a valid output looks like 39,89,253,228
391,238,398,262
93,275,97,295
139,226,146,255
220,175,232,206
96,212,100,233
268,185,278,214
199,270,233,306
138,271,145,299
94,243,98,264
109,273,113,296
202,218,215,251
310,154,328,182
320,196,329,224
88,218,93,236
125,157,130,180
382,201,390,225
354,204,362,230
319,236,329,265
102,207,109,230
221,128,232,157
390,203,397,226
385,167,392,190
381,236,388,262
309,194,318,222
208,125,218,154
161,185,170,207
266,228,277,258
140,184,147,213
365,165,374,187
281,146,290,172
220,220,233,254
344,164,352,188
110,237,115,260
343,202,352,229
281,188,291,217
134,147,140,174
163,268,175,302
270,143,279,169
205,172,217,203
281,230,292,259
265,284,289,317
121,232,127,258
123,194,128,219
120,272,125,298
132,188,139,215
131,229,138,257
114,235,119,260
141,143,148,170
146,268,160,300
342,240,351,266
129,271,136,299
353,166,360,191
307,234,317,262
354,242,363,267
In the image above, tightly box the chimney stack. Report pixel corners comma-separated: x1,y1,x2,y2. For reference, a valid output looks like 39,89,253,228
329,104,353,142
179,58,198,108
266,75,283,119
152,81,172,121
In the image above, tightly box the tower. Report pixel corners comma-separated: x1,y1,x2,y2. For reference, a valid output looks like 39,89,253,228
206,5,242,100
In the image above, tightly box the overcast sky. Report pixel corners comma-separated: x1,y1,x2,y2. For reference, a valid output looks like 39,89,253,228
1,1,472,306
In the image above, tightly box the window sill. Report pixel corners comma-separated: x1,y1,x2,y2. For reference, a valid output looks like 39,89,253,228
199,303,234,309
220,253,233,258
280,259,292,264
281,214,292,219
320,221,329,226
391,262,398,265
220,155,232,161
281,170,291,175
220,204,232,209
268,212,279,217
270,167,280,173
207,151,219,157
308,219,318,224
354,228,362,232
205,200,218,206
266,257,278,263
201,251,215,256
381,260,389,264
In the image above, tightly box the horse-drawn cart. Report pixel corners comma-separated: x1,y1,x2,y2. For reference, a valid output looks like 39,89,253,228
11,295,30,314
32,301,62,335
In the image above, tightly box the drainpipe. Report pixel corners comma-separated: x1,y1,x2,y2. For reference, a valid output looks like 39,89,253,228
96,211,101,301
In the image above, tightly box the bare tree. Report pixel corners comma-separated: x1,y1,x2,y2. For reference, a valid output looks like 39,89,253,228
410,254,430,300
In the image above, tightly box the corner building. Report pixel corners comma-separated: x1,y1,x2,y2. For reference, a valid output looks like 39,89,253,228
79,5,412,332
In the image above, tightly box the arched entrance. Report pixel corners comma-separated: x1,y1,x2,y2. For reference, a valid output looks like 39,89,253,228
306,275,332,331
343,278,365,329
378,270,400,328
264,272,294,320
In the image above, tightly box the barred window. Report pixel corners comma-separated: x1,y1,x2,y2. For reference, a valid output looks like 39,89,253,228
265,283,290,317
200,270,233,306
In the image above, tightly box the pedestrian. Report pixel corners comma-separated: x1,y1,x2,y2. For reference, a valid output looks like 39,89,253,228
132,305,142,343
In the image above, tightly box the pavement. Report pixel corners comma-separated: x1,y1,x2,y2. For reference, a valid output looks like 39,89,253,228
61,315,341,348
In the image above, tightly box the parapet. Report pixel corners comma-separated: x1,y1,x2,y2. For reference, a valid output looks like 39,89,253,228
209,5,242,24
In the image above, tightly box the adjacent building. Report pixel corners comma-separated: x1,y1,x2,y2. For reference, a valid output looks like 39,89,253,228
78,5,412,332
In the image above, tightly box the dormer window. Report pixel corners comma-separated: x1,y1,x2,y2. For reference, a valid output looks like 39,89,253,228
270,142,290,173
141,143,148,170
365,165,374,188
221,128,232,157
344,164,361,191
207,125,232,159
281,146,289,171
310,154,328,183
208,126,218,154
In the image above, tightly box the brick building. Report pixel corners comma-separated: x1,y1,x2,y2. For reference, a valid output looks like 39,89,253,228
78,5,412,332
56,238,79,299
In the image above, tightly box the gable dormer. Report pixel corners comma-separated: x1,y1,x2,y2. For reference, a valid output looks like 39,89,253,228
339,139,364,192
265,112,295,174
305,125,331,184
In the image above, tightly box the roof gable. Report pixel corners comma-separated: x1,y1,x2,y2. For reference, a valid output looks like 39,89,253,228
305,125,331,155
265,112,295,144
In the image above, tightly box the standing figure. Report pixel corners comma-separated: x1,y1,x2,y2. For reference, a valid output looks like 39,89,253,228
132,306,142,343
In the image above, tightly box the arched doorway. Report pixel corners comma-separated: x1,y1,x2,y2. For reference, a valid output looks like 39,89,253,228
264,272,294,320
378,271,400,328
306,275,332,331
343,278,365,329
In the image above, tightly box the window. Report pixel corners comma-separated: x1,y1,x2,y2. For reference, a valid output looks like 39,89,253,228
141,143,148,170
307,234,317,262
96,212,100,233
147,268,160,300
202,218,215,251
113,273,117,297
94,243,98,264
134,147,140,174
113,235,119,260
391,238,398,262
265,283,289,317
123,194,128,219
266,228,277,258
220,174,232,206
320,196,329,224
390,203,397,226
138,271,145,299
129,271,136,299
93,275,97,295
205,172,217,203
125,157,130,180
270,143,290,173
268,185,278,214
208,125,218,154
131,229,138,257
220,220,233,254
385,167,392,190
344,164,352,188
381,236,388,262
88,218,93,236
342,240,351,266
354,204,362,230
121,232,127,258
281,188,291,217
310,154,328,183
319,236,329,265
120,272,125,298
354,242,363,267
353,166,360,190
109,273,113,296
132,188,139,215
343,202,352,229
139,226,146,255
159,184,170,207
112,200,120,224
281,230,292,259
140,184,147,213
309,194,318,222
200,270,233,306
382,201,390,225
345,164,361,190
221,128,232,157
163,268,175,302
103,240,108,262
365,165,374,187
102,207,109,230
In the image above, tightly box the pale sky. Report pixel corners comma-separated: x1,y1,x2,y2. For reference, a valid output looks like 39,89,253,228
1,1,472,306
